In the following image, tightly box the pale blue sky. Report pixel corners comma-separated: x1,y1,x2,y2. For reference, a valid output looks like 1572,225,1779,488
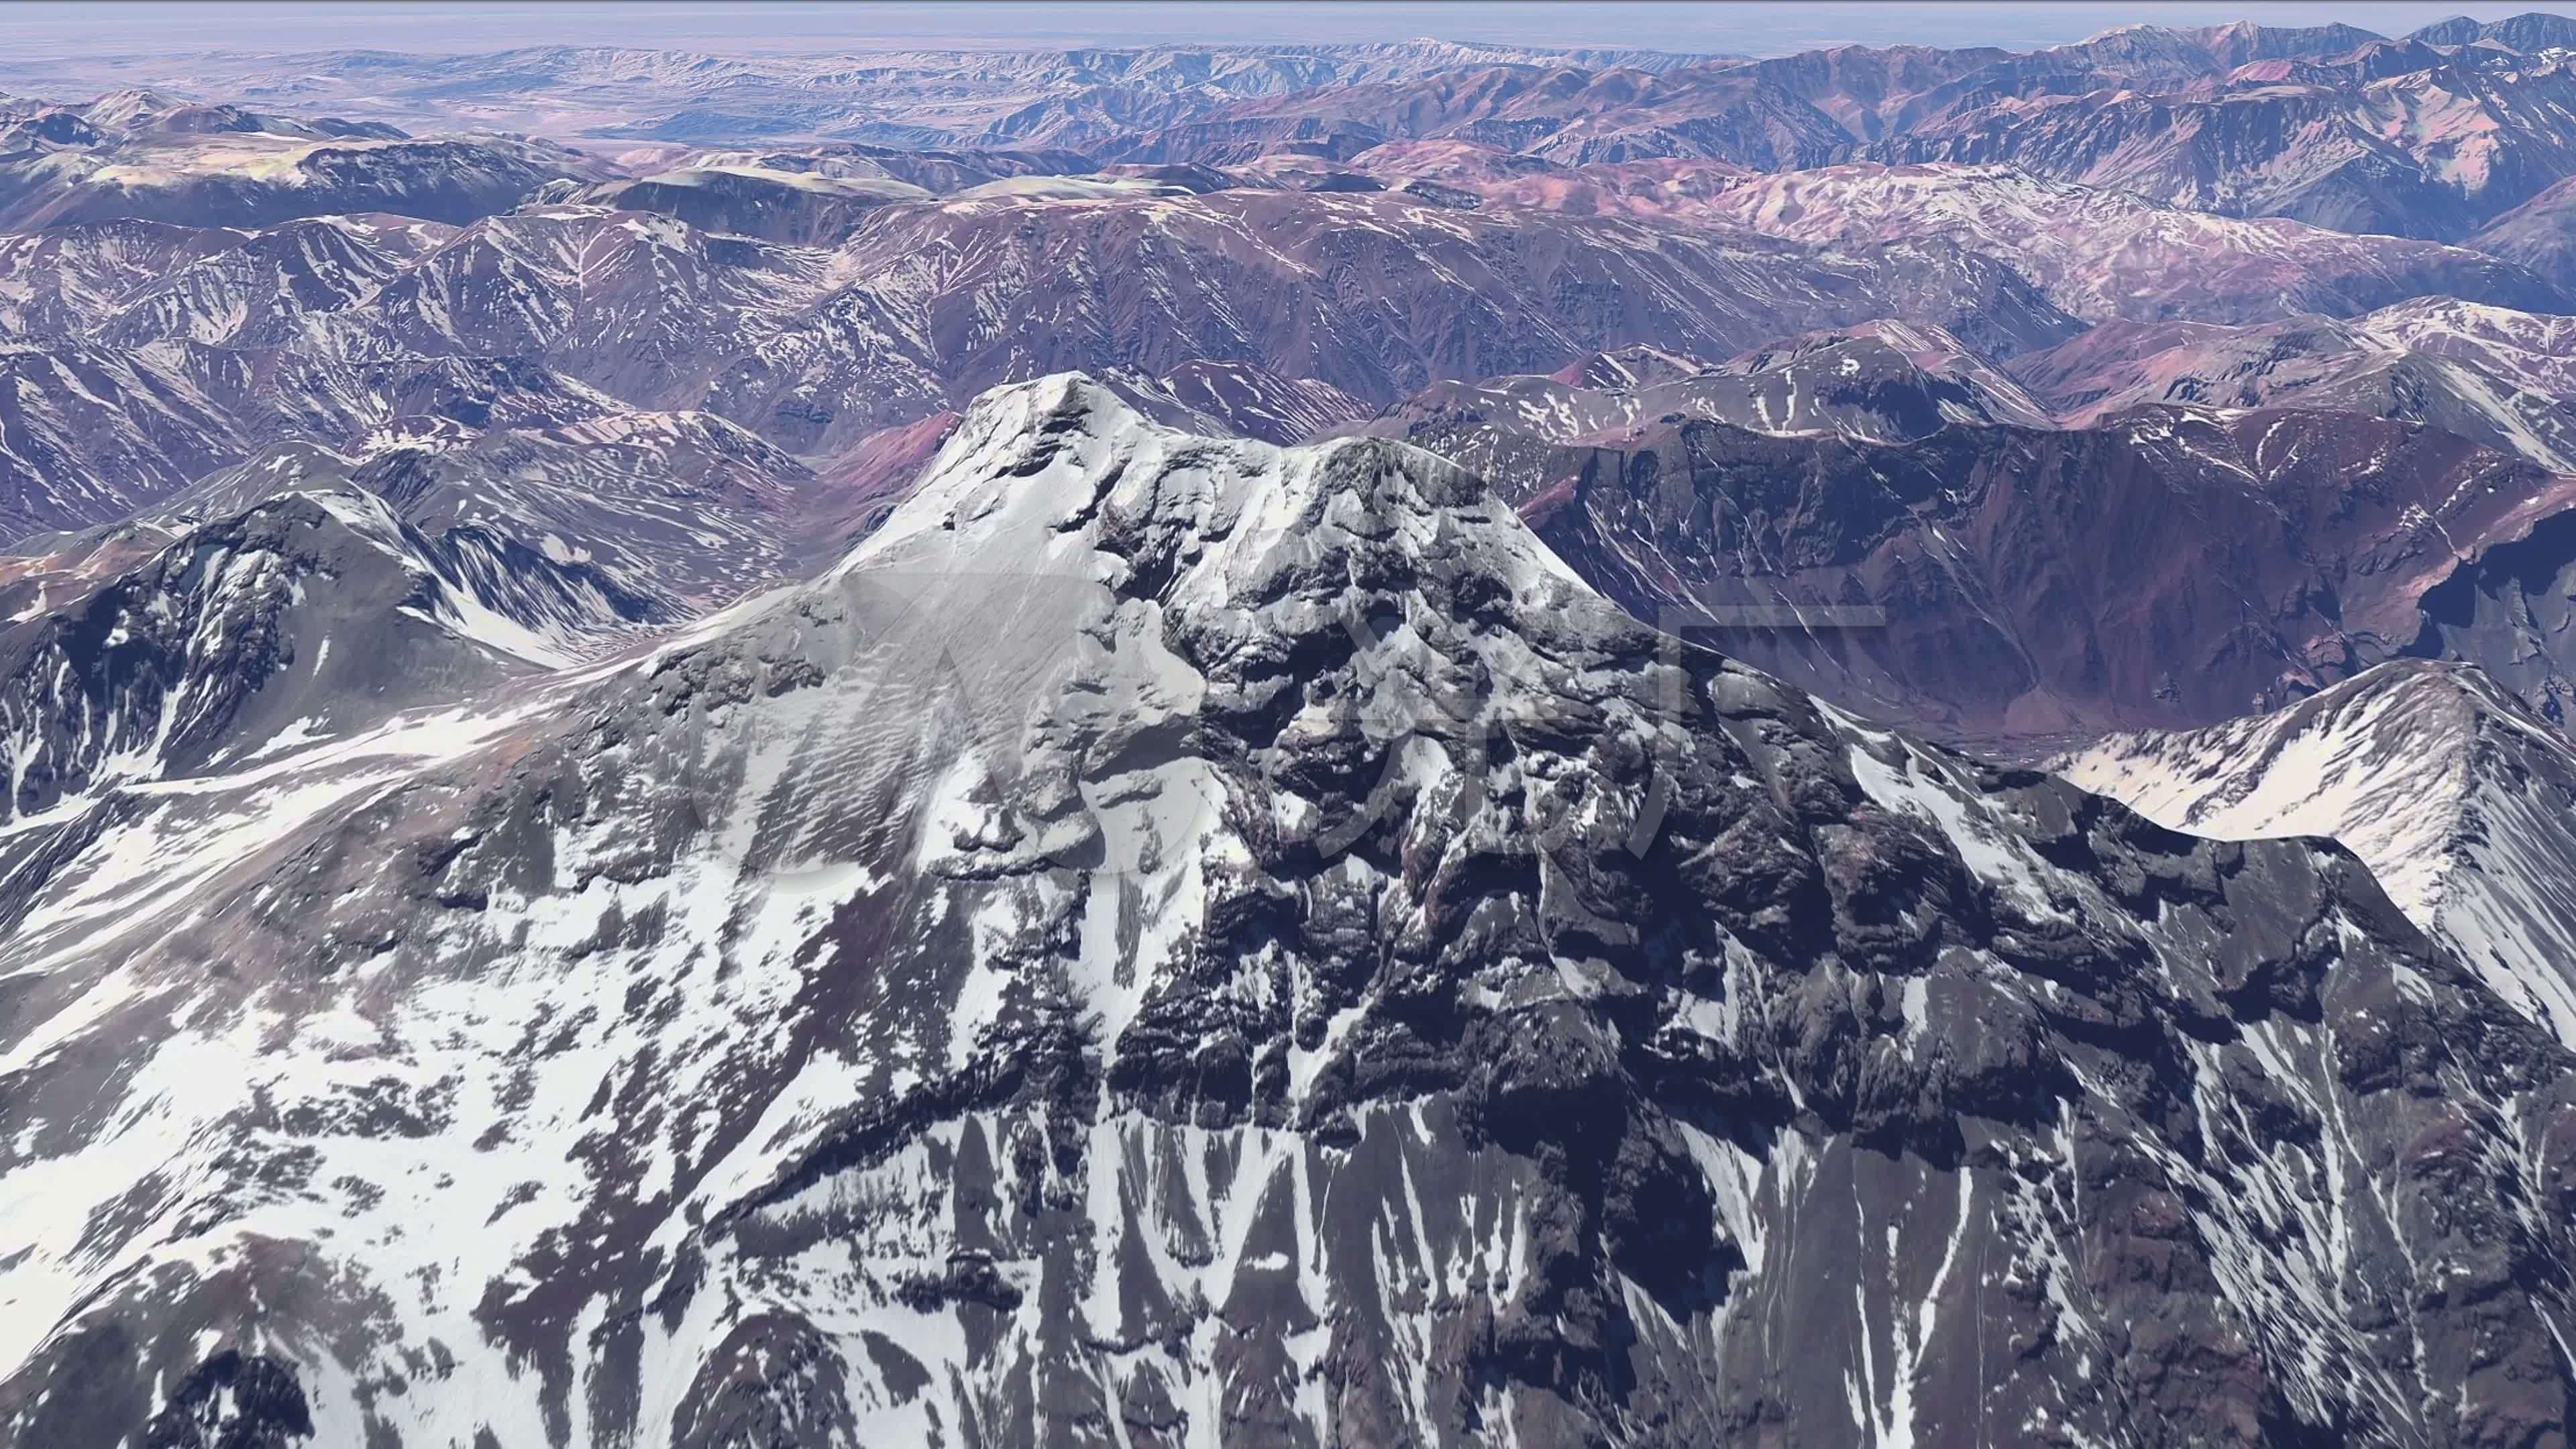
0,1,2551,58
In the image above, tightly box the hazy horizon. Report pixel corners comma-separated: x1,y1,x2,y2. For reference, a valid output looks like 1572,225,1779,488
0,0,2553,61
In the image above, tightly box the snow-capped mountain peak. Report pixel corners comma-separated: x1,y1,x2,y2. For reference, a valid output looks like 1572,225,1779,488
5,375,2573,1448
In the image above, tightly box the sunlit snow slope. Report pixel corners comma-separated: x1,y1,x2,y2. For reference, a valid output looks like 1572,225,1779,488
2059,658,2576,1046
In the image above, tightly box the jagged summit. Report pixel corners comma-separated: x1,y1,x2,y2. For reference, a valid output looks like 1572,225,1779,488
855,371,1572,580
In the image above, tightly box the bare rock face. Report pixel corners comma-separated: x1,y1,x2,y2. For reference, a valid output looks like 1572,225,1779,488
698,186,2080,456
1,376,2569,1447
142,1351,315,1449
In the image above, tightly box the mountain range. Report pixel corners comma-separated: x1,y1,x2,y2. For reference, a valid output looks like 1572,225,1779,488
20,15,2576,250
8,13,2576,1448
